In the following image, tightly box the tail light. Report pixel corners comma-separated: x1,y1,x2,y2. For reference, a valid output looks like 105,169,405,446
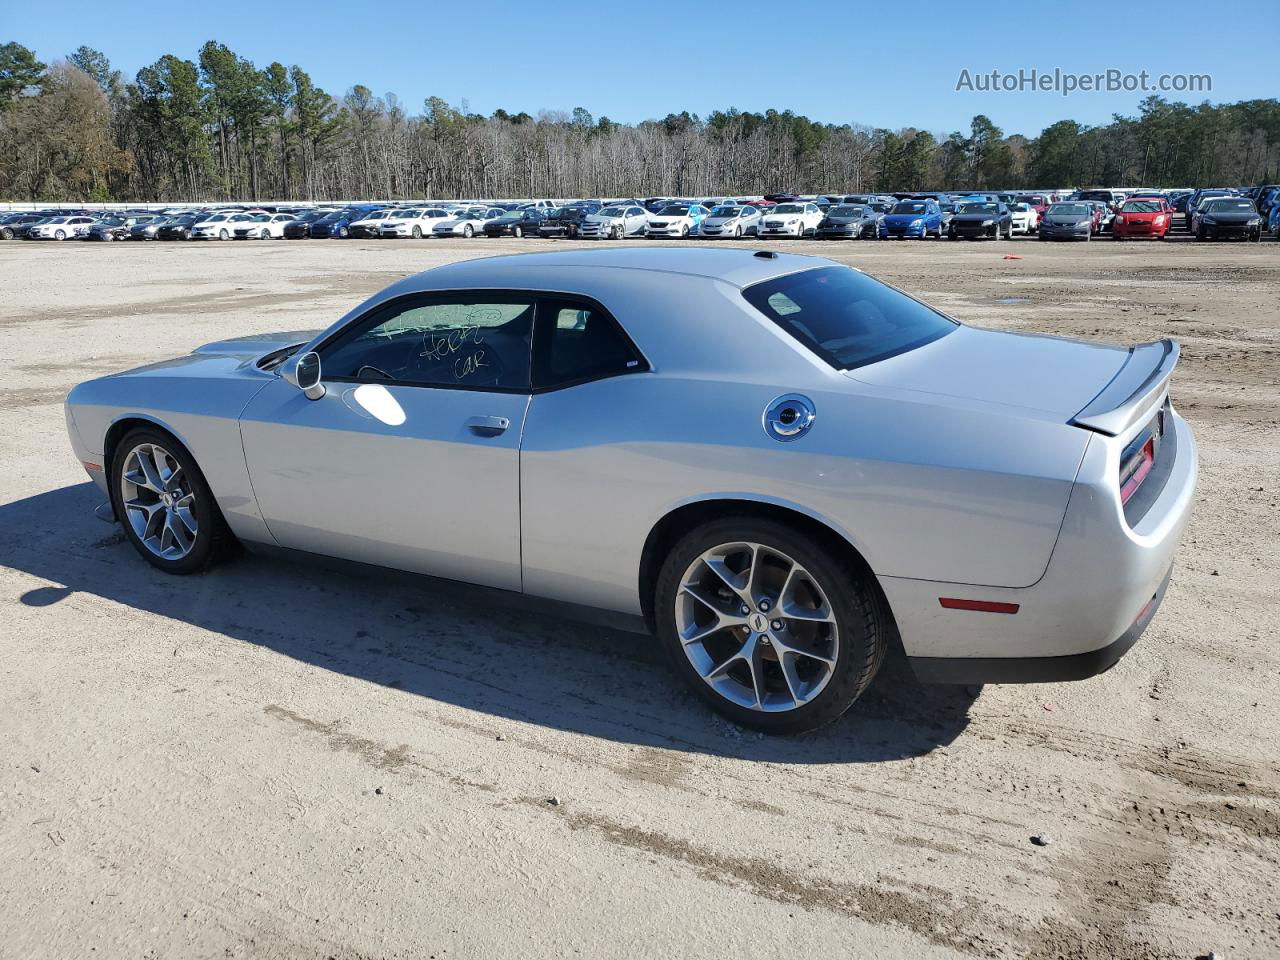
1119,409,1165,505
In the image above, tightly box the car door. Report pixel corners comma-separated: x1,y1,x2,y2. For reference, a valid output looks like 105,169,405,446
627,207,646,234
239,292,536,591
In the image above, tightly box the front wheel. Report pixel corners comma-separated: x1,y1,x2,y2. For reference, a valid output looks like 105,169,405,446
513,225,523,238
655,518,886,734
463,224,473,238
110,429,232,575
412,225,422,239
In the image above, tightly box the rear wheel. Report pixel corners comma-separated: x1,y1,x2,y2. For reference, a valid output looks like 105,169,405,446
110,428,232,575
655,518,885,734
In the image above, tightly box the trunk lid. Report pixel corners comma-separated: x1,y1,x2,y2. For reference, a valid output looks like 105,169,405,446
846,325,1131,420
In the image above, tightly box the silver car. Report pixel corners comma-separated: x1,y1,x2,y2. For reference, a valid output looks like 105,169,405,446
579,204,651,239
64,249,1197,733
699,205,762,239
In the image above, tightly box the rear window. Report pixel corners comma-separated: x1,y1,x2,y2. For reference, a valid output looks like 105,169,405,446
742,266,956,370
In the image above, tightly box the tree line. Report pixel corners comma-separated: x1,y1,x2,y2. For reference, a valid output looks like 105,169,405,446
2,39,1279,203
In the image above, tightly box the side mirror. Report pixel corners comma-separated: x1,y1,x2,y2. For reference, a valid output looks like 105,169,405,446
285,351,326,400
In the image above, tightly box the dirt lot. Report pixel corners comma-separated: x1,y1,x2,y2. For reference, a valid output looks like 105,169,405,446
1,233,1277,960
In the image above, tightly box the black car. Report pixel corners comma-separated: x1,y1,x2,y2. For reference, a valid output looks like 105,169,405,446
815,204,879,240
283,209,332,239
948,201,1013,240
1194,197,1265,241
537,203,601,238
158,215,200,240
484,208,545,237
0,213,47,240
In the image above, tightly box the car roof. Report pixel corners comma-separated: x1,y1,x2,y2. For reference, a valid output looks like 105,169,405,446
381,248,833,296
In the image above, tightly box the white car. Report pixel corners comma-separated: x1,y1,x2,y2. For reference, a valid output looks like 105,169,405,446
646,203,710,239
757,202,824,239
348,209,400,238
1010,203,1039,235
380,208,453,238
192,212,255,240
579,204,651,239
232,213,297,240
27,215,96,240
431,208,505,238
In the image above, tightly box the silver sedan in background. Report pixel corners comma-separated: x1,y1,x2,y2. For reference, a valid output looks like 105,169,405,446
699,205,762,238
64,249,1196,733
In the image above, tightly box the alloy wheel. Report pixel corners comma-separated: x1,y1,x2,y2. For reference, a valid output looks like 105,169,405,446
119,443,199,561
675,541,838,712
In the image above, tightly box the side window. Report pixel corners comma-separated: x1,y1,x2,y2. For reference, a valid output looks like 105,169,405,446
532,299,645,390
320,295,534,391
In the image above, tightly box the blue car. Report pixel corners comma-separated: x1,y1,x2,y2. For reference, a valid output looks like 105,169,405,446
308,205,382,239
1269,203,1280,238
878,198,944,239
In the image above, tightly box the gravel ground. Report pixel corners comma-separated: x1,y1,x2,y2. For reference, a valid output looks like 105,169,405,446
1,232,1277,960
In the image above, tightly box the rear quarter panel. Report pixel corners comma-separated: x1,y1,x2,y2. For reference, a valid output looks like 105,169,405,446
518,271,1090,614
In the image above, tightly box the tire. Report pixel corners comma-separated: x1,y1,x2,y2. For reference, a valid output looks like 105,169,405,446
654,517,886,734
55,229,66,240
339,226,349,238
611,223,623,240
513,225,523,238
680,224,689,238
463,224,474,238
110,428,233,575
412,225,422,239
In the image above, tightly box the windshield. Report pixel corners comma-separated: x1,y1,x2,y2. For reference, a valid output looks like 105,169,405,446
1207,199,1255,213
773,204,805,214
599,206,627,217
743,266,956,371
709,206,742,218
891,202,926,214
657,205,690,216
958,203,997,214
392,209,419,218
248,214,271,222
829,206,866,217
1122,201,1162,213
1049,203,1089,215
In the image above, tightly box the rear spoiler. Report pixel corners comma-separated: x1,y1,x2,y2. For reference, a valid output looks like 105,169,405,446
1070,339,1179,436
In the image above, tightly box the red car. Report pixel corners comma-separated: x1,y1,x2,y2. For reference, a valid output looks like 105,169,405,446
1014,193,1050,218
1112,197,1174,240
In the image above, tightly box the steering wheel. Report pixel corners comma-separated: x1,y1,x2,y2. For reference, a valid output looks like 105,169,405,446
356,364,394,381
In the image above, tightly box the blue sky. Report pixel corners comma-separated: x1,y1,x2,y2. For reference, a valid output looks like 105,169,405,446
8,0,1272,137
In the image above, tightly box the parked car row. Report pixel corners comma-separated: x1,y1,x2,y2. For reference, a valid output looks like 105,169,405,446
4,185,1278,245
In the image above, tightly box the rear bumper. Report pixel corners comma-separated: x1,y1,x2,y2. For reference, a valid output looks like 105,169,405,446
908,566,1170,683
881,406,1196,682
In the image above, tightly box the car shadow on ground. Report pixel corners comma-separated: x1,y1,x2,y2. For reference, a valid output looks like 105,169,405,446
2,483,979,763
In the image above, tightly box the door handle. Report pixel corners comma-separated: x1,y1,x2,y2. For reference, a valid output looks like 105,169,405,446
466,415,510,437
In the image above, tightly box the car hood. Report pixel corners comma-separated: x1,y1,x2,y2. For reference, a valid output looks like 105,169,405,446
884,213,926,223
952,212,999,222
846,325,1130,420
1045,214,1090,224
191,330,320,364
1203,211,1257,223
